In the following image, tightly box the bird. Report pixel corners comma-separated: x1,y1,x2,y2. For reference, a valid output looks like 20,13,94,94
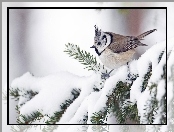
90,25,156,79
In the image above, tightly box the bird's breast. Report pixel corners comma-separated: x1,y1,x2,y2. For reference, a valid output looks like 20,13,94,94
99,48,135,69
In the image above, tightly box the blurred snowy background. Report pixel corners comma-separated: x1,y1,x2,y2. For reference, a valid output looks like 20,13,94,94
2,2,173,132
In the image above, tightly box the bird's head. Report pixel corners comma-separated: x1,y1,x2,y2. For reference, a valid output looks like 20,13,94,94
90,25,111,55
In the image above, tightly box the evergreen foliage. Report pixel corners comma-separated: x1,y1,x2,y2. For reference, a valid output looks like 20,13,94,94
2,89,7,101
91,81,140,124
64,43,107,73
141,51,166,124
9,42,168,132
17,110,43,124
92,125,109,132
9,87,38,103
45,88,81,124
11,125,38,132
141,64,152,92
9,87,20,101
42,125,58,132
9,87,81,124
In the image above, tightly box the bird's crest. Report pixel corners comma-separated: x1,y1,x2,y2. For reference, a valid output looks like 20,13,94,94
94,25,101,37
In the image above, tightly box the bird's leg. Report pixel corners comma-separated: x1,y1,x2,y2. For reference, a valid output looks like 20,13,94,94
101,69,114,80
127,62,131,78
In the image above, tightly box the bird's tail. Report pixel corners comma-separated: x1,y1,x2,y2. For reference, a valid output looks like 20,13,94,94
138,43,148,46
137,29,157,40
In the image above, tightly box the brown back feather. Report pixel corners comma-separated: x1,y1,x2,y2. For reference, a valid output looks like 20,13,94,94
106,29,156,53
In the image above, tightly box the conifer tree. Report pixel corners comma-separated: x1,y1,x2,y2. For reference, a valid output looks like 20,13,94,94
8,40,171,132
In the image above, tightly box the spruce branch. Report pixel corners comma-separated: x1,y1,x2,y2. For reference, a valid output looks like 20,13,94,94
17,111,43,124
2,89,7,101
166,63,174,131
142,83,158,124
119,125,145,132
42,125,58,132
9,87,20,101
92,125,109,132
11,125,38,132
91,80,139,124
8,41,168,127
142,51,166,124
110,81,139,124
45,111,64,124
91,108,108,124
12,83,81,124
45,88,81,124
141,64,152,92
158,50,165,63
64,43,107,73
9,87,38,104
15,105,20,114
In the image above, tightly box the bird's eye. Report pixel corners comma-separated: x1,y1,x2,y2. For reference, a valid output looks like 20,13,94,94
102,35,106,40
97,42,101,45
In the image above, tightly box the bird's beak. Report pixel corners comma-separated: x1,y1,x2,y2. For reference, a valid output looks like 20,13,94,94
90,45,95,48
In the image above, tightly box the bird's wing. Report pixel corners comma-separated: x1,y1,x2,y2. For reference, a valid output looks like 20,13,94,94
106,32,147,53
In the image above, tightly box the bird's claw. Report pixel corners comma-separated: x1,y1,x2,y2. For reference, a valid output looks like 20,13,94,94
101,72,110,80
101,69,114,80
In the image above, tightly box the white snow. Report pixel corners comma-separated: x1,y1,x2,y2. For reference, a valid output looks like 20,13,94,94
11,71,100,118
137,41,166,77
57,74,101,124
130,77,143,103
92,65,128,113
156,79,165,101
5,2,172,129
130,40,166,103
167,37,174,81
152,79,166,124
136,87,151,123
128,59,138,75
159,38,174,131
87,92,102,124
9,38,169,126
167,82,174,108
10,37,168,125
153,106,163,124
129,39,167,124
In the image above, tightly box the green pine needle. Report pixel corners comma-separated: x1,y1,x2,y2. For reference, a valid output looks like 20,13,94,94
64,43,105,72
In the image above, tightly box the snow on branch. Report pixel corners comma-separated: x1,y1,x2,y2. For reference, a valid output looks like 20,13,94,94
90,40,166,125
158,37,174,132
9,38,170,132
10,71,101,124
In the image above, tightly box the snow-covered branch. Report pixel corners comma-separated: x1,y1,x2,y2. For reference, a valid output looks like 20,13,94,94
9,38,170,132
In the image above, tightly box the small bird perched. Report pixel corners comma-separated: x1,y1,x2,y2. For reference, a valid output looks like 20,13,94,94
90,25,157,71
